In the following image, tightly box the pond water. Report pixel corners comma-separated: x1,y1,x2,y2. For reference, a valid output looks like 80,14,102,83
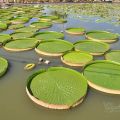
0,3,120,120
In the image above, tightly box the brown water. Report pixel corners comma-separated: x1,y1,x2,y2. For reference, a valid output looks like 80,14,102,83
0,5,120,120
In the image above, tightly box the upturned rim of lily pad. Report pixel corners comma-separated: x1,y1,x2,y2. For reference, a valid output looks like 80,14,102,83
35,39,74,56
0,57,8,77
0,34,12,44
34,31,64,40
52,18,67,24
4,38,39,52
61,51,93,67
30,21,52,29
26,67,88,109
74,40,110,56
0,22,8,30
39,15,59,21
65,27,85,35
11,17,29,24
105,50,120,63
86,30,119,43
8,24,25,30
83,60,120,94
11,32,34,39
15,26,39,33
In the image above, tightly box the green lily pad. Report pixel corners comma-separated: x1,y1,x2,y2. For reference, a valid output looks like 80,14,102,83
8,24,25,30
4,20,11,25
34,12,44,18
26,67,87,109
61,51,93,66
35,39,74,56
30,21,52,29
11,32,34,39
0,15,13,21
53,18,67,24
0,57,8,77
17,13,34,19
65,27,85,35
11,17,29,24
0,22,7,30
39,15,59,21
0,34,11,44
86,30,118,43
4,38,38,52
15,26,39,33
74,40,109,55
83,60,120,94
105,50,120,63
34,31,64,40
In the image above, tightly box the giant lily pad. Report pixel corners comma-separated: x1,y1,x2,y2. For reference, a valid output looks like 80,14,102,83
0,34,11,44
0,57,8,77
8,24,25,30
34,31,64,40
65,28,85,35
74,40,109,55
4,38,38,52
0,22,7,31
26,67,87,109
53,18,67,24
15,26,39,33
105,50,120,63
39,15,59,21
35,39,74,56
30,21,52,29
86,30,118,43
83,60,120,94
61,51,93,67
11,17,29,24
11,32,34,39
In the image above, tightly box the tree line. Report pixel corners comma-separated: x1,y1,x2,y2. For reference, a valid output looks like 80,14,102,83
1,0,106,3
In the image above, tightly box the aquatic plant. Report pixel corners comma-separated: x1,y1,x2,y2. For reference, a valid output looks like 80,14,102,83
74,40,110,55
34,31,64,40
83,60,120,94
105,50,120,63
26,67,88,109
4,38,39,52
35,39,74,56
0,57,8,77
61,51,93,66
